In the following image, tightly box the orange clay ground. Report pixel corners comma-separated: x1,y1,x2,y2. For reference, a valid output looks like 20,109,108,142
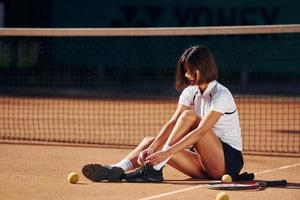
0,143,299,200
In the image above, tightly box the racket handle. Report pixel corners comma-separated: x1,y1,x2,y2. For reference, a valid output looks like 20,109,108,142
265,180,287,187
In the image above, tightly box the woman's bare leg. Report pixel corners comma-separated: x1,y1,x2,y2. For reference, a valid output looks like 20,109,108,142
119,110,225,179
123,133,206,178
165,110,225,179
168,149,206,178
123,109,201,172
192,130,225,179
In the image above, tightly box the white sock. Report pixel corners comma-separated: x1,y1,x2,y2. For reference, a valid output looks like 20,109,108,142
153,144,171,171
111,159,133,172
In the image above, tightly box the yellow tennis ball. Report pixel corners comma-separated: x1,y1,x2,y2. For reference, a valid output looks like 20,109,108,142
67,172,79,184
221,174,232,183
216,191,230,200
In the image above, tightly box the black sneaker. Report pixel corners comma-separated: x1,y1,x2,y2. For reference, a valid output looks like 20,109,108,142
125,165,163,183
82,164,125,182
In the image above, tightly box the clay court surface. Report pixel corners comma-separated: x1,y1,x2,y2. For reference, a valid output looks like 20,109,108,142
0,143,299,200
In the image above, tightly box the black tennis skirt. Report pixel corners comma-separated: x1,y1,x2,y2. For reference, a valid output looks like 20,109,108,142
220,140,244,179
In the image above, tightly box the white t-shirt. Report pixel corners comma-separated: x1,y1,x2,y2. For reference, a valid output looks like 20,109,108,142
178,80,242,151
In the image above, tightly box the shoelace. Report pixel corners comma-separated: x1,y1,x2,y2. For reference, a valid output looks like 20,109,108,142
137,166,147,175
132,165,151,176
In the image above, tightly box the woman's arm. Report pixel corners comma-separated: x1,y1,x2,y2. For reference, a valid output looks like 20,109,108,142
145,110,222,164
148,104,190,152
137,104,190,165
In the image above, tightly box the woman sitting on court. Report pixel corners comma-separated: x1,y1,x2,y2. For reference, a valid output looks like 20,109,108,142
82,45,244,182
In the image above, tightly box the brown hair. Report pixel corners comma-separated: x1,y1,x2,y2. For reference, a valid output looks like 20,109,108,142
175,45,218,90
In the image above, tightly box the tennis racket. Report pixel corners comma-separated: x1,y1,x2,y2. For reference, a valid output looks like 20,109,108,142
207,180,287,190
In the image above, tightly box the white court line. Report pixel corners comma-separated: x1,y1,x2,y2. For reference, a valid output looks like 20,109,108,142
138,162,300,200
254,162,300,175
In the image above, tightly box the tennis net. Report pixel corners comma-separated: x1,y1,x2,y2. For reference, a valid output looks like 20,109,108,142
0,25,299,155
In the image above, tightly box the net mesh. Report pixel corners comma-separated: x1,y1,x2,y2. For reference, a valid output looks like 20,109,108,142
0,26,299,155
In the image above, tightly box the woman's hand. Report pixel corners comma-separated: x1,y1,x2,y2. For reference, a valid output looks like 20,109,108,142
137,148,154,166
145,150,170,166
